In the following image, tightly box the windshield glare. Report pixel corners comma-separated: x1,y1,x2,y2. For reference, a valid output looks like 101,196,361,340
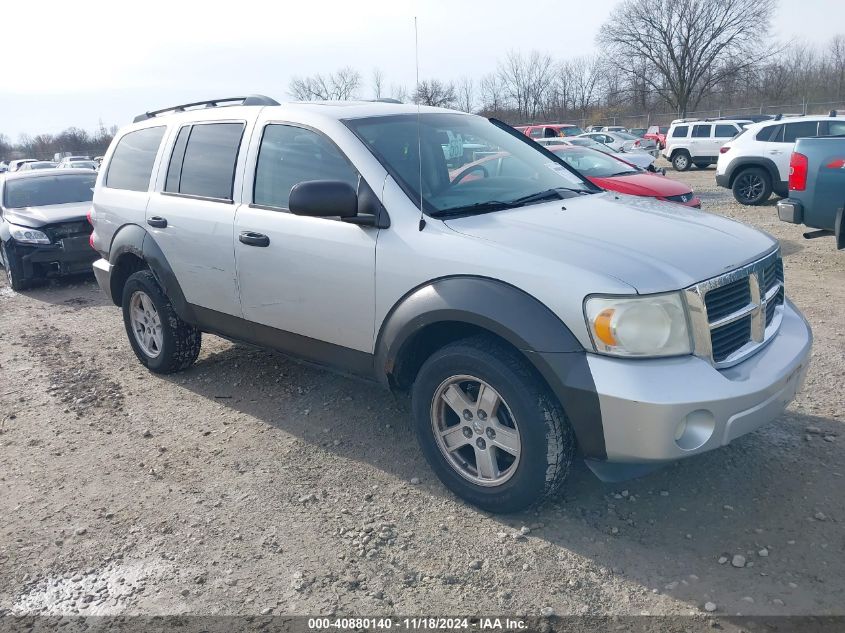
549,147,637,178
3,174,96,208
345,113,592,216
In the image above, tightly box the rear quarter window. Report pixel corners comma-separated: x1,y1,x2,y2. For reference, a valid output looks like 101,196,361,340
105,126,166,191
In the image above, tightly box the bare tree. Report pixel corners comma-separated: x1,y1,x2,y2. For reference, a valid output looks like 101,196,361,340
390,84,409,103
479,73,506,114
830,35,845,103
598,0,778,116
569,56,605,119
497,50,554,120
456,77,475,113
372,68,385,99
414,79,456,108
289,66,362,101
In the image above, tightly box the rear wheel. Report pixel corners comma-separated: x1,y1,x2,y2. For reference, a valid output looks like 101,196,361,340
122,270,201,374
672,151,691,171
0,241,30,291
732,167,772,205
411,335,575,513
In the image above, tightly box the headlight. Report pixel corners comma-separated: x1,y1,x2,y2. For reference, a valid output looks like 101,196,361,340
9,224,50,245
584,293,691,358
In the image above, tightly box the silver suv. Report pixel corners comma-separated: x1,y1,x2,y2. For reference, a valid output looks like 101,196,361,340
89,95,812,512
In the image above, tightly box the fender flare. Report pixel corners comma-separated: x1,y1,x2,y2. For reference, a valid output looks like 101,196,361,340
375,276,606,459
108,224,196,323
725,157,780,189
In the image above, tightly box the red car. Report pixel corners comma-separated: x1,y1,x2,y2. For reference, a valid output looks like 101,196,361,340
644,125,669,149
547,145,700,207
514,123,585,139
450,146,701,208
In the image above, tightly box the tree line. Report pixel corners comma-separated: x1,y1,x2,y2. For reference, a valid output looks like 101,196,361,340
1,123,117,162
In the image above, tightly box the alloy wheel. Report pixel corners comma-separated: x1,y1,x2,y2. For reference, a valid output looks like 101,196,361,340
736,173,764,203
129,290,164,358
430,375,521,487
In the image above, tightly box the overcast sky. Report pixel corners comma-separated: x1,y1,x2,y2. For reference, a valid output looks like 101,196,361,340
1,0,842,139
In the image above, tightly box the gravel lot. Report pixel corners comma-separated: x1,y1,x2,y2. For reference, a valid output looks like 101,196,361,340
1,162,843,621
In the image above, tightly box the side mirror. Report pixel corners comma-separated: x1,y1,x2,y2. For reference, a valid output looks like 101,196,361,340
289,180,358,218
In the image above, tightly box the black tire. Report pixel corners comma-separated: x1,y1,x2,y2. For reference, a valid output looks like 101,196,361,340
671,151,691,171
411,335,575,513
0,241,30,291
694,162,710,169
732,167,772,205
121,270,201,374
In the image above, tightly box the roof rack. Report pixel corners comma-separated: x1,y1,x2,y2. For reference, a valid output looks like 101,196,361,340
133,94,280,123
830,110,838,117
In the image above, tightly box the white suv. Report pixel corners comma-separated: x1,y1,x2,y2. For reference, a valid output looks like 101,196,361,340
716,113,845,205
663,119,750,171
89,95,812,512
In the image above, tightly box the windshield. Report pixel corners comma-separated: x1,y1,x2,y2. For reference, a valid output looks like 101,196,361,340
559,126,584,137
3,173,96,208
345,113,594,217
548,147,638,178
614,131,639,141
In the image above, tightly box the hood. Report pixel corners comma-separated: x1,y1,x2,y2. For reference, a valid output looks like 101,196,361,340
590,172,691,198
443,192,777,294
3,202,91,228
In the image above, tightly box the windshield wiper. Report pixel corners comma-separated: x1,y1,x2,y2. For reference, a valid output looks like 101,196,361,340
430,201,513,218
432,188,589,218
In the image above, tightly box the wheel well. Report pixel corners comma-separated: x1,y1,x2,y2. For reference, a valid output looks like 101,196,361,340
389,321,532,392
109,253,149,305
670,148,689,159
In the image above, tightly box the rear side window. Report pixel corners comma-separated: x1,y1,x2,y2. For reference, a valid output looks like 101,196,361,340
165,122,244,200
756,124,782,142
714,124,738,138
105,126,165,191
672,126,688,138
691,124,711,138
253,124,358,210
783,121,819,143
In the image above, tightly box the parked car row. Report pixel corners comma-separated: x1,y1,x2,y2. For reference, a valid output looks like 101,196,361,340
0,155,100,174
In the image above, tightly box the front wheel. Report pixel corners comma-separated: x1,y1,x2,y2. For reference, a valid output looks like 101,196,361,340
672,151,691,171
121,270,201,374
411,336,575,513
0,241,30,291
732,167,772,205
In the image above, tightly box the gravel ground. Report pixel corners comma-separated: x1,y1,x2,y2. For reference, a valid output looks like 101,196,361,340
0,162,843,620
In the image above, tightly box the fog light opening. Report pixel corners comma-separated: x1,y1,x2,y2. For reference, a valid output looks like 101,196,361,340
674,410,716,451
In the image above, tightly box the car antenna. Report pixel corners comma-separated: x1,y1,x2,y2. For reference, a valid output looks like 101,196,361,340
415,16,426,231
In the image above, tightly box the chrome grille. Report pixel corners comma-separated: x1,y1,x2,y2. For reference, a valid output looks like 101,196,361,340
684,249,785,368
704,278,751,322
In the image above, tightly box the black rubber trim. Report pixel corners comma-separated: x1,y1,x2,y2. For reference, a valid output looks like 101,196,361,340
107,224,195,322
837,206,845,250
375,276,606,459
724,157,780,189
190,305,374,378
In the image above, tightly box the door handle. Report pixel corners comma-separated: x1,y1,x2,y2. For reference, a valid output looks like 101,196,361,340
239,231,270,247
147,216,167,228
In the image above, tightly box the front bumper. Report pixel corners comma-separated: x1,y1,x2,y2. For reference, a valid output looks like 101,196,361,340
777,198,804,224
17,236,97,279
586,299,812,464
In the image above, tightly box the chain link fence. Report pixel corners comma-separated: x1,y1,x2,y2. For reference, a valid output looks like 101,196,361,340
541,100,845,130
